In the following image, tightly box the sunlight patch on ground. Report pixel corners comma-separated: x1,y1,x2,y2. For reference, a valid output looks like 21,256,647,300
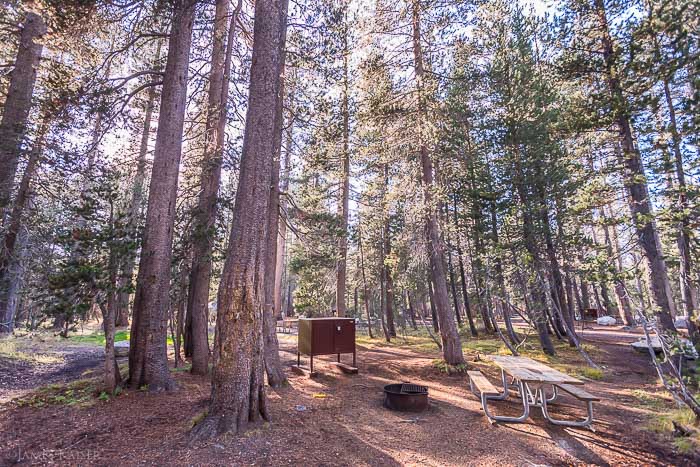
0,338,63,364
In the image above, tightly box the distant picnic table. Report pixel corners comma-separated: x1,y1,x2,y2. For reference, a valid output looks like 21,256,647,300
276,318,298,334
469,356,600,429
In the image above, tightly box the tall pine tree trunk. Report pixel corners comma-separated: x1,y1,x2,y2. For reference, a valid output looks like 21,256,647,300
358,223,374,338
511,148,555,355
601,205,634,325
335,10,351,317
0,10,45,216
191,0,288,439
412,0,463,365
101,201,122,394
188,0,240,376
263,19,290,387
128,0,196,391
452,199,477,336
115,47,160,328
594,0,675,331
274,89,294,318
662,77,698,341
382,164,396,337
0,120,47,332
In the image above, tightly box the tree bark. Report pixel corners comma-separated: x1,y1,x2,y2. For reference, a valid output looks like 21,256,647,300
115,46,161,328
662,76,698,341
443,204,462,327
540,206,575,346
594,0,676,331
511,148,555,355
0,121,47,333
188,0,240,377
274,87,294,318
602,206,634,325
0,10,45,216
488,193,518,345
358,223,374,338
191,0,288,439
335,9,351,318
406,291,418,330
128,0,196,391
101,200,122,394
452,202,477,336
382,165,396,337
411,0,463,365
262,15,289,387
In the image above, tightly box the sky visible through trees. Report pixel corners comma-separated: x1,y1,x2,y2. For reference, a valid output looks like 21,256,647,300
0,0,698,445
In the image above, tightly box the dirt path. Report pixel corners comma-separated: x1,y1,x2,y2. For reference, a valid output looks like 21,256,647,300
0,327,696,466
0,339,104,403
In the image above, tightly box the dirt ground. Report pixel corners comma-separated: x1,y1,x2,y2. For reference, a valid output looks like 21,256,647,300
0,337,103,404
0,325,697,466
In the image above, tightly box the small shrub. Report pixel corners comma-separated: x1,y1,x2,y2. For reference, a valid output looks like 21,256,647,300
432,359,468,375
190,410,208,428
580,367,604,380
15,379,98,408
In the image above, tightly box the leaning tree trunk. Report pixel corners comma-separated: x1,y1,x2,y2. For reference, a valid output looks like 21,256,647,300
594,0,676,331
262,18,290,387
662,76,699,342
0,11,45,216
511,147,555,356
540,204,576,347
115,46,161,328
190,0,288,439
128,0,196,391
0,120,47,333
488,192,519,346
188,0,240,376
411,0,463,365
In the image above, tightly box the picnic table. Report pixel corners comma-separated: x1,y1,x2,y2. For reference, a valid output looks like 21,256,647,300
468,355,599,429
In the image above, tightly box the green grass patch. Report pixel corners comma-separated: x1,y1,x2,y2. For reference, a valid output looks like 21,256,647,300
171,363,192,373
69,330,130,346
646,407,700,454
354,326,607,382
69,330,174,346
15,378,102,408
356,330,441,353
432,359,468,375
462,337,504,355
578,367,604,380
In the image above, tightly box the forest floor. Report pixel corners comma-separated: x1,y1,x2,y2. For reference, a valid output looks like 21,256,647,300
1,323,698,466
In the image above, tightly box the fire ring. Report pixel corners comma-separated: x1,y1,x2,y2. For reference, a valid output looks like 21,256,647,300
383,383,429,412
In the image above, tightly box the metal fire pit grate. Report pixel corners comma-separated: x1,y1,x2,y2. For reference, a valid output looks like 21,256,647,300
384,383,429,412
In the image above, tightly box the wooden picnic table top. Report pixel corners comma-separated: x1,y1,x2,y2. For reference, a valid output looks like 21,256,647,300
488,355,584,386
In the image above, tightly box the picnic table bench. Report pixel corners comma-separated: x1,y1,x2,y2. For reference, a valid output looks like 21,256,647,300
468,356,599,429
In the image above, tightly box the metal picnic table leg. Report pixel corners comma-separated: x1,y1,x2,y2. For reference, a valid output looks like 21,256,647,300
488,369,516,401
540,388,594,429
483,379,530,423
